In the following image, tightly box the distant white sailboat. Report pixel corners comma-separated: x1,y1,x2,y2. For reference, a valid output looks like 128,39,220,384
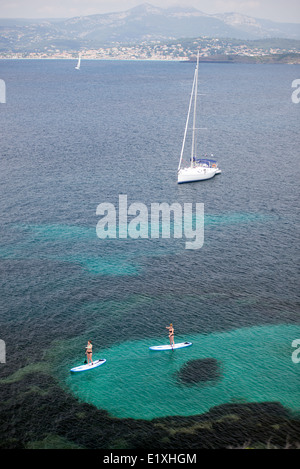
75,54,81,70
177,51,221,184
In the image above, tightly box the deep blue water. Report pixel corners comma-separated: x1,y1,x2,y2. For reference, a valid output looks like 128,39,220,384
0,60,299,427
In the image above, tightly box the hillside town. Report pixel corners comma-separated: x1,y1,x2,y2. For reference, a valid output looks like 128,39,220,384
1,37,300,61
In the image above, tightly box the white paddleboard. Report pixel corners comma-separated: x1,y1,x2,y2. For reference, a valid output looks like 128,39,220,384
70,359,106,373
149,342,192,351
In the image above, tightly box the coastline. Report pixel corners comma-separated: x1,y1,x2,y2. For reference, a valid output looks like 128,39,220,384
1,53,299,64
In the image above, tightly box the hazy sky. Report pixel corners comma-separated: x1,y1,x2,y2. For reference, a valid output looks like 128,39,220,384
1,0,300,23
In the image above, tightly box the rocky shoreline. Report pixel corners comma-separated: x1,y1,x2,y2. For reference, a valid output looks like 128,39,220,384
1,371,299,449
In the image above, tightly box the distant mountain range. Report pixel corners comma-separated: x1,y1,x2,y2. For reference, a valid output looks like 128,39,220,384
1,3,300,53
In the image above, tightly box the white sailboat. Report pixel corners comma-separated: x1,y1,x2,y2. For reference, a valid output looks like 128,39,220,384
75,54,81,70
177,51,221,184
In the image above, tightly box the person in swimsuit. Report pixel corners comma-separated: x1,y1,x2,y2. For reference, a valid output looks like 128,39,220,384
166,323,175,347
86,340,93,365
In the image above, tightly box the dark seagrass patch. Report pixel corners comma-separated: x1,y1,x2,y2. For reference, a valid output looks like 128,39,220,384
176,358,222,385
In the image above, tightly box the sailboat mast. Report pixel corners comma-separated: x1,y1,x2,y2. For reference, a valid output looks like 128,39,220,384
190,51,199,166
75,53,81,69
178,67,197,171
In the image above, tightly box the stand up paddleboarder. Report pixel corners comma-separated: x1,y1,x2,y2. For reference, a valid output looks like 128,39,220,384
85,340,93,365
166,323,175,348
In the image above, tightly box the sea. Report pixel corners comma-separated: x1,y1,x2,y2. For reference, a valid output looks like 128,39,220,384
0,59,299,449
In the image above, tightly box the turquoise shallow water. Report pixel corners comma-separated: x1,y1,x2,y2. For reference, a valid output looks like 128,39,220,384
61,324,300,420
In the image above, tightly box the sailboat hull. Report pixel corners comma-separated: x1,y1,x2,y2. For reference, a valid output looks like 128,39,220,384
178,167,217,183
